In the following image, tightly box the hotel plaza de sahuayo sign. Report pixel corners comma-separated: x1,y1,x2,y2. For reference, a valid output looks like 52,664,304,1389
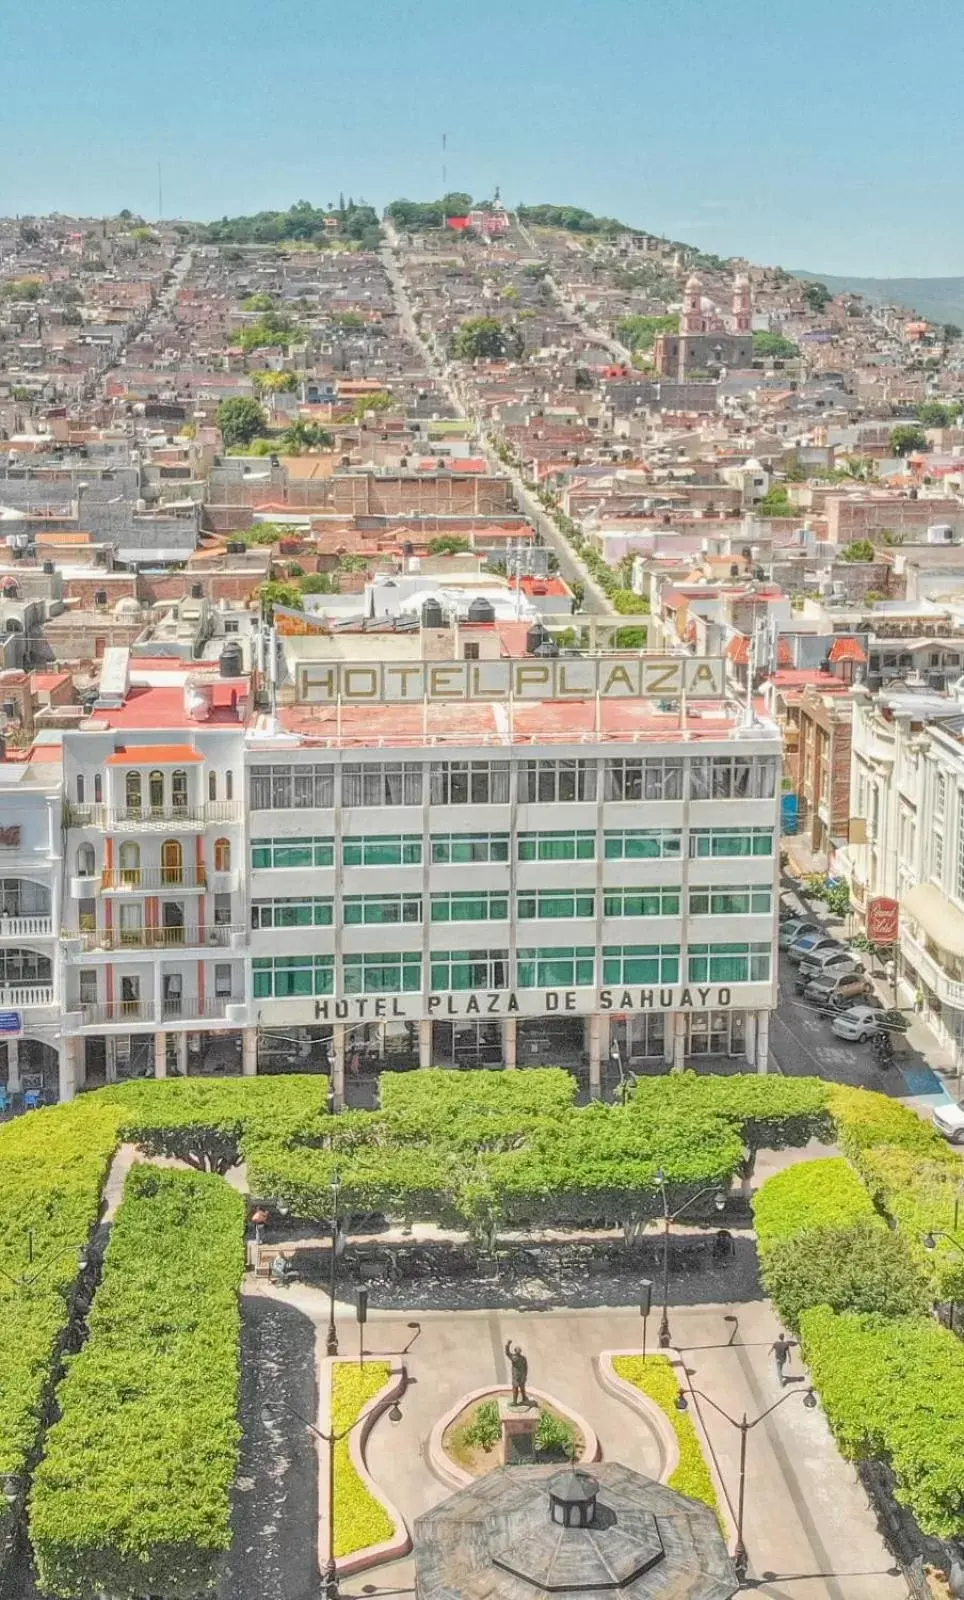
258,981,775,1028
296,656,726,705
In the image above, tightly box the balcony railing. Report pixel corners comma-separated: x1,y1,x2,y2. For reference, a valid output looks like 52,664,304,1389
900,928,964,1008
0,985,55,1010
0,915,54,938
78,995,243,1027
66,802,240,831
100,868,207,892
69,924,246,953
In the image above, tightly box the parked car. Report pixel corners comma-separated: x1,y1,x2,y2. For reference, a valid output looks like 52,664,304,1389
779,918,821,950
787,931,843,965
798,947,864,983
831,1006,884,1042
804,972,875,1009
933,1103,964,1145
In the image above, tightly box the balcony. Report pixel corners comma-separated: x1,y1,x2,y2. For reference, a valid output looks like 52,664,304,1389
69,924,246,954
0,985,56,1011
900,928,964,1009
66,802,240,832
0,915,54,940
77,995,244,1028
100,868,207,893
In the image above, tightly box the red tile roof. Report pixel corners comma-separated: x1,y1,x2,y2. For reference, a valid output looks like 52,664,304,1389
828,637,867,664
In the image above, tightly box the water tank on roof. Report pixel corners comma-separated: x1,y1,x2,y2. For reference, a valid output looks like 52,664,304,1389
927,523,955,545
191,582,203,598
421,599,444,629
220,642,243,678
226,541,246,554
526,623,549,654
468,597,496,624
42,561,54,575
532,638,558,657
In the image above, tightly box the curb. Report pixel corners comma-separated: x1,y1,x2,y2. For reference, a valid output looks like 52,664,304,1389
427,1385,600,1491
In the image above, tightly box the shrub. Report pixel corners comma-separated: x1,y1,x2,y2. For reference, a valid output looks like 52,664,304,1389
535,1409,576,1457
612,1356,718,1512
463,1399,501,1451
752,1157,877,1251
800,1307,964,1537
30,1165,246,1598
760,1221,928,1330
332,1361,393,1557
827,1085,953,1162
858,1145,964,1303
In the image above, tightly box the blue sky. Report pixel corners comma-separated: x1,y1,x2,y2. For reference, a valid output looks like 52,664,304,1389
1,0,961,276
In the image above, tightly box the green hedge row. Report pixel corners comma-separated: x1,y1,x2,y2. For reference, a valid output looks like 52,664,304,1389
752,1157,878,1250
331,1362,394,1558
0,1099,123,1554
30,1165,246,1599
611,1356,719,1514
801,1307,964,1538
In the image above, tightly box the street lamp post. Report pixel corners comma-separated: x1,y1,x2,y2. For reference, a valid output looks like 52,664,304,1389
654,1170,727,1348
675,1385,817,1581
639,1279,653,1362
326,1174,341,1358
271,1380,405,1600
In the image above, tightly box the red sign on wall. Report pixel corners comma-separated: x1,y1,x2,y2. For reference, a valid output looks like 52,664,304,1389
0,827,21,848
867,896,899,945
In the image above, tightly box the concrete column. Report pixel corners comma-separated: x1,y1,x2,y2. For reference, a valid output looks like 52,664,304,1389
663,1014,675,1064
588,1013,602,1100
418,1019,432,1070
503,1016,517,1069
242,1026,257,1077
6,1039,19,1094
59,1038,79,1103
598,1013,611,1068
104,1036,117,1084
331,1024,346,1111
154,1030,167,1079
744,1011,757,1069
755,1010,770,1074
672,1013,686,1073
376,1023,386,1060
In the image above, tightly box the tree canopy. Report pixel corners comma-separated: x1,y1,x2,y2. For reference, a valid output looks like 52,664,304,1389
891,423,928,456
517,203,632,235
753,330,799,359
385,194,474,231
452,317,523,361
802,280,832,312
616,313,678,351
215,397,267,448
201,199,380,248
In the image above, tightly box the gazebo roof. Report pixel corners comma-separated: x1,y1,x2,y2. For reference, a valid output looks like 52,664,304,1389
414,1462,737,1600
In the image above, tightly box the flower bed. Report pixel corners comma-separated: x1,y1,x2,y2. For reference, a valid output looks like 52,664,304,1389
29,1165,246,1598
442,1393,585,1477
611,1356,719,1513
332,1361,394,1558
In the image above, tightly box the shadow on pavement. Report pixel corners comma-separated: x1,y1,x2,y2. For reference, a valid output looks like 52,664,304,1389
219,1292,320,1600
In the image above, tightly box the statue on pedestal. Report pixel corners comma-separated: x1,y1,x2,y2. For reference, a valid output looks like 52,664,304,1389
505,1340,530,1407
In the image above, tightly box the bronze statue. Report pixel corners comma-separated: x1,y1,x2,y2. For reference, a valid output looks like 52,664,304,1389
505,1340,529,1407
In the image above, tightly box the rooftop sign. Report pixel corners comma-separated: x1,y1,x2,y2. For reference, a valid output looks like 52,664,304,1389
296,657,725,706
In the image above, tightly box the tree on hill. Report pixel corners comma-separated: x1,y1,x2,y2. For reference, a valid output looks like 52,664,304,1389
840,540,876,563
753,330,799,360
516,204,631,235
615,313,678,352
250,370,297,396
385,195,473,231
216,397,268,448
802,281,832,313
278,420,334,453
242,293,276,312
352,392,393,420
452,317,522,361
891,423,928,457
917,400,957,429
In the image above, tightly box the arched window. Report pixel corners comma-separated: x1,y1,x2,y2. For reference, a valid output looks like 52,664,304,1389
160,839,183,885
225,771,234,801
149,770,164,813
118,842,140,887
76,843,95,877
126,771,142,813
214,838,231,873
93,774,102,804
76,775,85,804
208,771,217,802
171,770,188,813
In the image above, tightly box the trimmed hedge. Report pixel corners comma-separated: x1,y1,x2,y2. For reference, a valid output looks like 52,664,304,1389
801,1307,964,1538
826,1084,954,1162
0,1099,123,1554
331,1362,394,1558
30,1165,246,1598
612,1356,719,1513
759,1221,928,1330
858,1145,964,1304
752,1157,877,1250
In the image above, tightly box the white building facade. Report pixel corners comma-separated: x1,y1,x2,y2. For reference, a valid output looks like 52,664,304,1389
0,755,62,1099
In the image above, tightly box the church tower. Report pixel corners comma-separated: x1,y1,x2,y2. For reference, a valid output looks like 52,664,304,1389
681,273,705,335
732,273,752,334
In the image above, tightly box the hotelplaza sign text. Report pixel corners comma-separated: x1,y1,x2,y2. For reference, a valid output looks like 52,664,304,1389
297,656,726,705
275,981,772,1028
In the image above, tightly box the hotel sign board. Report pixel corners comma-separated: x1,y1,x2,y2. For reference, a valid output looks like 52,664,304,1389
297,657,725,706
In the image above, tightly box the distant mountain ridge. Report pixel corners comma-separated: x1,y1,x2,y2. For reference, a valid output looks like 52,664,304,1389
790,270,964,327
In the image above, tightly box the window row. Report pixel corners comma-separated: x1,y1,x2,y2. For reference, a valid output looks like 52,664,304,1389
250,942,773,998
75,769,237,810
247,756,779,811
76,839,232,879
250,829,777,868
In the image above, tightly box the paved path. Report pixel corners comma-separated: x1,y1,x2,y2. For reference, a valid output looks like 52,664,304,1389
254,1285,904,1600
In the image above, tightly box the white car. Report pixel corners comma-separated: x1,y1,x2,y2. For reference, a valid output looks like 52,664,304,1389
831,1006,882,1042
933,1104,964,1145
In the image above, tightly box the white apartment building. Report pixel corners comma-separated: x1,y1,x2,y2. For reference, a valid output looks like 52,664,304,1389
0,745,63,1099
15,645,782,1103
846,679,964,1067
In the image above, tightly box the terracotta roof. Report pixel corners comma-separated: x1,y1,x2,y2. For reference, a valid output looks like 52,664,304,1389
828,637,867,664
106,744,203,765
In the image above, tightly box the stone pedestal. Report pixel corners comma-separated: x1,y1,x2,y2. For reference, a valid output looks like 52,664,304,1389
498,1397,538,1465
